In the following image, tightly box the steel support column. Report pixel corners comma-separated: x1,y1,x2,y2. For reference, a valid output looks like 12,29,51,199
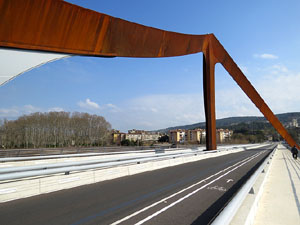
203,46,217,150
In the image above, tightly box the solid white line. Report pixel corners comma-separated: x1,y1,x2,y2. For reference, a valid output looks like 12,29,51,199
111,151,264,225
134,151,265,225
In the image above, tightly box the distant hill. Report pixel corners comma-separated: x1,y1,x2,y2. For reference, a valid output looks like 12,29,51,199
157,112,300,133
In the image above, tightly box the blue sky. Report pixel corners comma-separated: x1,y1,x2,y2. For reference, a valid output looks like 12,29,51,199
1,0,300,132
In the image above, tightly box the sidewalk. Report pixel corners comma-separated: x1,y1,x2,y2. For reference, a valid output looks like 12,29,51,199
253,144,300,225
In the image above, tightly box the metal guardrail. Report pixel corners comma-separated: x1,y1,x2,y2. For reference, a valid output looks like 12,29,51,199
0,150,206,174
0,143,269,182
0,147,195,162
0,144,203,157
0,146,158,157
211,144,277,225
0,149,219,181
0,143,263,162
0,143,263,158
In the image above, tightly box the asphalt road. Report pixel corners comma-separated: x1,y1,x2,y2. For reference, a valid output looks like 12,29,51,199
0,144,275,225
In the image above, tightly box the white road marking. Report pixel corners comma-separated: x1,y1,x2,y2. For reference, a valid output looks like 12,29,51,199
134,151,265,225
111,151,264,225
226,179,234,183
207,185,227,192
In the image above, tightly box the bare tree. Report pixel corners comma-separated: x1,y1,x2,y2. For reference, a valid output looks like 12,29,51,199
0,112,112,149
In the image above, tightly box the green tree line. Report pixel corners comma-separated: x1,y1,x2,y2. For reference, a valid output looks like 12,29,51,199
224,122,271,144
0,112,111,149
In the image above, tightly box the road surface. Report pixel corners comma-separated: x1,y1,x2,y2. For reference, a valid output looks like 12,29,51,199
0,144,274,225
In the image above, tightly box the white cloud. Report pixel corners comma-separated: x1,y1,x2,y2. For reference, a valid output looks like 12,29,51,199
220,63,300,117
106,63,297,131
256,67,300,113
254,53,278,59
77,98,100,110
109,94,205,131
215,87,261,118
106,103,115,108
48,107,64,112
107,88,268,131
0,108,20,117
0,105,41,118
150,108,158,113
269,64,288,74
23,104,40,113
3,62,297,132
105,103,121,113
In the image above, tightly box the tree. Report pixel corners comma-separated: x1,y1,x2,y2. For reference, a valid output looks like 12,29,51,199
0,111,112,149
158,135,169,142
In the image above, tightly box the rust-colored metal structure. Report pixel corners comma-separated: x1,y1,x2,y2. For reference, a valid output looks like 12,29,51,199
0,0,298,150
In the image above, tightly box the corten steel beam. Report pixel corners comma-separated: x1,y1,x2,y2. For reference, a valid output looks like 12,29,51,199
0,0,298,150
0,0,206,57
209,34,300,150
203,44,217,150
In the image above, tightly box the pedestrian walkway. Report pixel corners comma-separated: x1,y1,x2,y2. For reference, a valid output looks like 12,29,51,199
253,144,300,225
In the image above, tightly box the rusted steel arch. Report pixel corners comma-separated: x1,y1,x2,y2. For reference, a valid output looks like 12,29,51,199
0,0,206,57
0,0,298,150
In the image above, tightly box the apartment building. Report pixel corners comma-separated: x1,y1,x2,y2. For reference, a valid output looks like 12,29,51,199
169,129,186,143
170,128,231,144
186,129,206,144
170,129,206,144
112,129,161,144
216,129,233,143
111,129,126,145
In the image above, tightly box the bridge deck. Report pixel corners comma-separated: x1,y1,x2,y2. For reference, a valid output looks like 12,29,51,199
0,145,298,224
